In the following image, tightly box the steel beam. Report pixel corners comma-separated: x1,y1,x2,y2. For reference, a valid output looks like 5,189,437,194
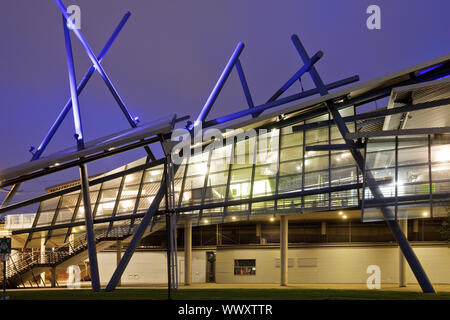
251,51,323,118
305,144,352,151
203,76,359,128
78,163,101,292
235,59,255,112
346,125,450,139
193,42,245,127
0,136,161,190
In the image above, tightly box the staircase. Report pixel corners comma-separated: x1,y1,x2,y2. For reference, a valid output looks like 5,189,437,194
1,218,142,288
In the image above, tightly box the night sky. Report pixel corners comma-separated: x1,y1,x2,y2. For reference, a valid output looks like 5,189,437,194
1,0,449,207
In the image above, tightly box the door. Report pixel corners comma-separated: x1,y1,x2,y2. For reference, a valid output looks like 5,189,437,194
206,251,216,282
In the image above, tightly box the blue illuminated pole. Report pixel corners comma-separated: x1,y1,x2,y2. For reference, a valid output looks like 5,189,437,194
33,12,131,160
193,42,245,128
0,12,131,208
55,0,136,128
205,50,325,125
63,16,100,292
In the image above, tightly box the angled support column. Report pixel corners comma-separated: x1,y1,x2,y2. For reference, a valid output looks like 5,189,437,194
280,215,288,286
292,34,434,293
105,165,176,291
235,59,255,112
184,219,192,285
116,241,122,287
193,42,245,128
399,219,408,287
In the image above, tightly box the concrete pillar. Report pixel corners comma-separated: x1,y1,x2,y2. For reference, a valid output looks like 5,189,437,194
116,241,122,287
50,266,56,288
399,219,408,287
216,224,222,246
40,233,46,286
256,223,262,244
69,233,74,254
184,219,192,285
321,221,327,242
413,219,419,241
280,215,288,286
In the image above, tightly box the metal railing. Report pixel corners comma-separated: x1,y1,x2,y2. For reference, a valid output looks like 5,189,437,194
0,218,141,287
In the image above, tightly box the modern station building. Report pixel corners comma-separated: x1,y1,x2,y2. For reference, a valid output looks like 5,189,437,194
1,53,450,289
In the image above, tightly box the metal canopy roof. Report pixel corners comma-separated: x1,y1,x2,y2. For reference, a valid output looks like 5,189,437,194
223,53,450,132
0,114,176,184
384,77,450,131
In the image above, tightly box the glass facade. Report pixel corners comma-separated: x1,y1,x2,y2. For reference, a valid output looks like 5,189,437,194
17,103,450,246
362,134,450,221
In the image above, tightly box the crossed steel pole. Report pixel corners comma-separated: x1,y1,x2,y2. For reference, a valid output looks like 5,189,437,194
61,14,102,292
1,11,132,208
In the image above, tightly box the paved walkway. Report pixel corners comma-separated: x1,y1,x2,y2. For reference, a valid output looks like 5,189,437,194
9,282,450,292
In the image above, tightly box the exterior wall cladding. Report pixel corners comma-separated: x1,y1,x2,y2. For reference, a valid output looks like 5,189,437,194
96,244,450,285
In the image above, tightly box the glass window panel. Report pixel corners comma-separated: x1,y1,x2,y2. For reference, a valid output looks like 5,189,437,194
398,165,429,197
306,114,328,123
252,177,276,197
277,197,302,211
279,176,302,193
331,151,354,168
56,207,75,224
251,200,275,213
279,160,302,176
281,121,304,135
280,146,302,162
96,187,118,217
281,131,303,148
305,127,328,145
209,158,230,174
36,211,54,226
305,155,329,172
304,193,329,210
304,171,329,190
331,166,357,186
39,197,59,212
331,190,358,207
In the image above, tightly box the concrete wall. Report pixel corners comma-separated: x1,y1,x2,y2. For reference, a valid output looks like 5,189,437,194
215,244,450,284
96,244,450,285
97,249,207,285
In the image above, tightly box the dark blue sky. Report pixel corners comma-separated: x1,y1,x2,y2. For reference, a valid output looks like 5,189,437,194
1,0,450,203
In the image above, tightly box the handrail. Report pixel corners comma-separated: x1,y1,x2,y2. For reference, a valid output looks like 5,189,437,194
1,217,142,286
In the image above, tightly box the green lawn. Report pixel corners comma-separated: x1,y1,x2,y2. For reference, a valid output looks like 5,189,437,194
6,288,450,300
